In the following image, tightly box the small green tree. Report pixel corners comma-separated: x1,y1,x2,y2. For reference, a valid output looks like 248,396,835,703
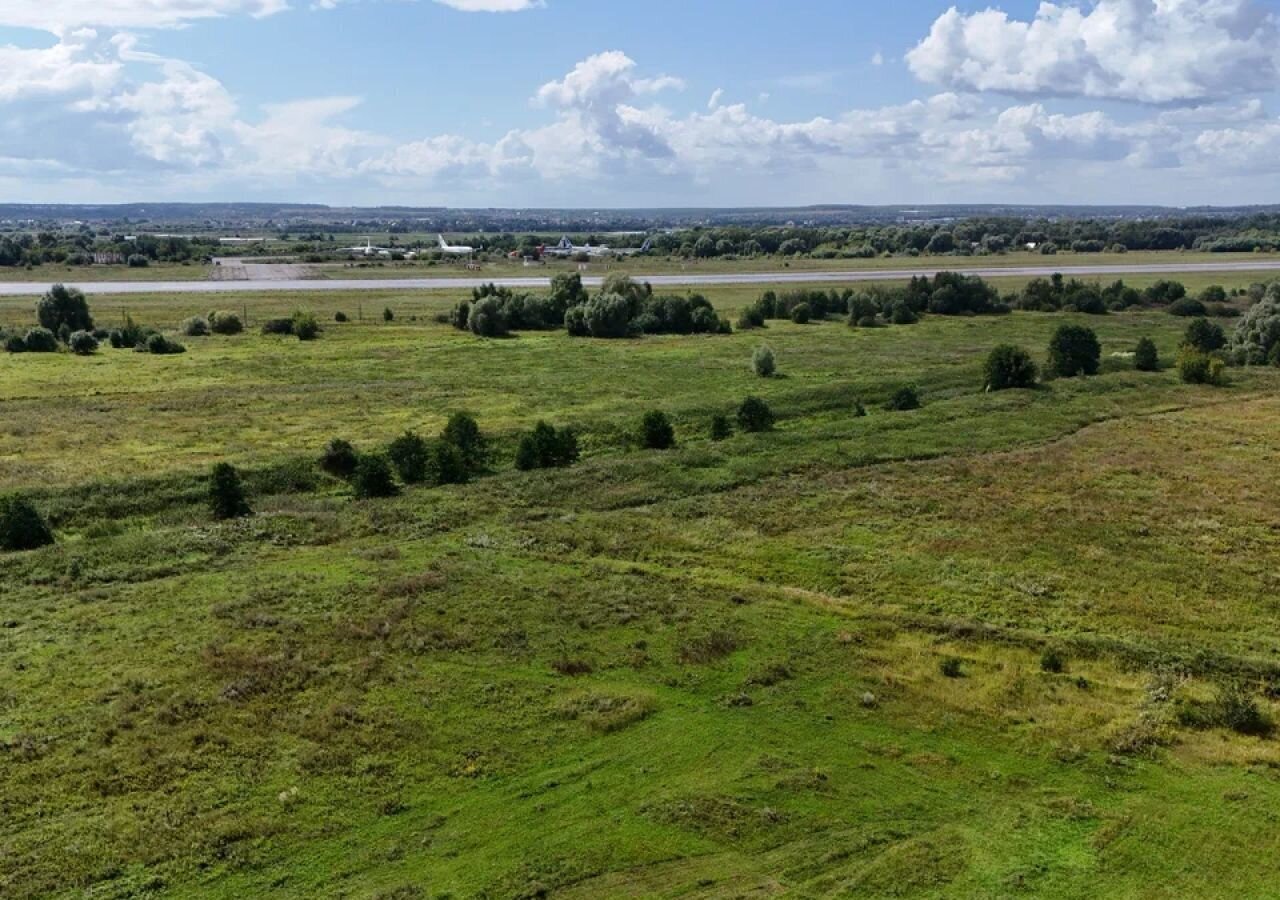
640,410,676,450
885,386,921,411
208,311,244,335
441,412,487,472
752,344,776,378
320,438,359,478
387,431,431,484
709,414,733,441
983,344,1038,390
515,422,579,470
1047,324,1101,377
68,330,99,356
292,311,320,341
737,396,775,432
208,463,251,520
1177,348,1226,385
383,307,394,323
790,303,811,324
468,297,509,337
432,441,470,485
1182,318,1226,354
352,453,398,498
1134,337,1160,371
0,494,54,551
36,284,93,334
22,327,57,353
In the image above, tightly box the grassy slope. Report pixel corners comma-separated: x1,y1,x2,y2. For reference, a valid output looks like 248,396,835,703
2,287,1280,898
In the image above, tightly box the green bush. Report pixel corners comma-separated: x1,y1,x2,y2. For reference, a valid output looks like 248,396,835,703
334,311,349,323
939,657,963,678
261,318,294,336
736,307,765,330
1047,324,1101,377
208,462,251,520
1182,318,1226,354
208,311,244,335
320,439,359,478
752,344,776,378
1177,348,1226,385
856,314,881,329
387,431,431,484
292,311,320,341
640,411,676,450
885,386,921,411
983,344,1038,390
22,327,57,353
451,301,471,331
352,453,399,498
441,412,487,472
1134,337,1160,371
790,303,811,324
36,284,93,334
181,317,210,337
68,330,98,355
1168,297,1207,317
737,396,775,433
432,441,469,486
1229,291,1280,364
383,307,394,322
3,333,24,353
709,414,733,441
852,400,867,417
0,494,54,551
143,333,185,355
110,316,149,347
516,422,580,470
468,296,509,337
1040,649,1066,673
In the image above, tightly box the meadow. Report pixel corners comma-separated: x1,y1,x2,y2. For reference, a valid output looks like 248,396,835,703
2,276,1279,898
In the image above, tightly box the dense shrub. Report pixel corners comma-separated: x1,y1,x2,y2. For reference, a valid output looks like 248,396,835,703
352,453,398,498
261,317,294,336
127,254,150,268
752,344,776,377
22,327,58,353
0,494,54,551
1134,337,1160,371
983,344,1038,390
3,333,24,353
1143,280,1187,306
1047,324,1101,377
1179,682,1273,736
1017,275,1116,313
1229,290,1280,364
468,296,509,337
1183,318,1226,354
737,396,775,432
320,438,359,478
387,431,431,484
334,311,349,323
432,441,470,485
640,411,676,450
208,462,251,519
852,400,867,417
709,414,733,441
921,272,1002,315
208,311,244,335
36,284,93,334
515,421,580,470
1177,348,1226,385
383,307,394,322
293,311,320,341
580,293,633,338
1168,297,1207,317
441,412,487,472
885,385,921,411
181,316,210,337
142,333,186,355
450,301,471,331
736,306,765,330
855,314,881,328
1040,649,1066,674
68,330,98,355
790,303,811,324
939,657,963,678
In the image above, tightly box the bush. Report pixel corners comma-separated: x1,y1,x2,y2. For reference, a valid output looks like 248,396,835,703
983,344,1038,391
737,307,765,330
1229,291,1280,364
888,303,919,325
68,330,98,356
1168,297,1207,317
737,396,775,432
1040,649,1066,674
709,414,733,441
939,657,963,678
1047,324,1101,377
22,327,57,353
852,400,867,417
515,421,580,470
468,296,509,337
261,317,294,336
1210,683,1273,736
885,386,921,411
640,410,676,450
581,293,632,338
109,316,148,348
790,303,811,324
127,254,150,268
451,301,471,331
36,284,93,334
383,307,394,323
320,438,359,478
352,453,398,498
752,344,776,378
334,311,349,323
3,334,24,353
1133,337,1160,371
432,441,469,486
441,412,487,472
1182,318,1226,354
208,311,244,335
1177,348,1226,385
143,333,185,355
856,314,881,328
293,311,320,341
0,494,54,551
208,462,251,520
387,431,431,484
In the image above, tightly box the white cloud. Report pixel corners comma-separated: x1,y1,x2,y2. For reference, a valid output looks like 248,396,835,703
0,0,289,31
907,0,1280,104
432,0,543,10
871,51,884,67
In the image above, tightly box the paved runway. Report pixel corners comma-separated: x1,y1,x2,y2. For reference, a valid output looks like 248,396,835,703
2,260,1280,296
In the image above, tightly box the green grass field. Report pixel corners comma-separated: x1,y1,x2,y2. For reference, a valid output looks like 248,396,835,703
2,280,1279,898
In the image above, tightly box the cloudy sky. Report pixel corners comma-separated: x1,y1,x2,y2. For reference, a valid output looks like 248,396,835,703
1,0,1279,206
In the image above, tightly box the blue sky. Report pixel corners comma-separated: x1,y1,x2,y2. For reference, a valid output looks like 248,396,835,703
1,0,1279,206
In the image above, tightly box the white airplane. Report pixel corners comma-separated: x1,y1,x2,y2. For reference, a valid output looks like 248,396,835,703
437,234,476,256
546,236,651,258
339,239,394,258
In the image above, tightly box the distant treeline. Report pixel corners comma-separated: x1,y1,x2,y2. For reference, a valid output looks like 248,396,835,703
0,232,218,268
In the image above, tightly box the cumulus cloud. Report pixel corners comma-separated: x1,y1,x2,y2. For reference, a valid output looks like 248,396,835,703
0,0,289,31
432,0,543,10
907,0,1280,104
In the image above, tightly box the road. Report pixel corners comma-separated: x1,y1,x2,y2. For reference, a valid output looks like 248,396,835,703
3,260,1280,296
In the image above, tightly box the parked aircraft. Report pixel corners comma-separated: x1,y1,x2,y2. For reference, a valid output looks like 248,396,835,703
437,235,476,256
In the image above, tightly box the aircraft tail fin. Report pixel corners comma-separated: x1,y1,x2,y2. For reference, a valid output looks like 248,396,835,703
437,234,449,249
